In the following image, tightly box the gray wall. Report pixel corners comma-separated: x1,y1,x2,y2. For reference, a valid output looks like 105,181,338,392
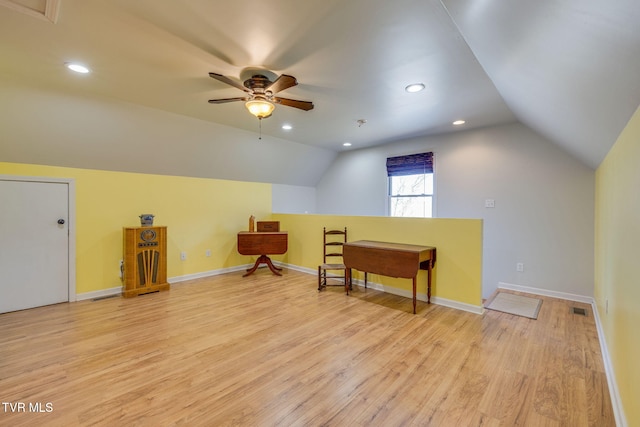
315,122,595,299
272,184,317,214
0,78,337,187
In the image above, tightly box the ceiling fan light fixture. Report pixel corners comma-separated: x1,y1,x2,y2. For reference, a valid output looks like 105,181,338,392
245,99,275,119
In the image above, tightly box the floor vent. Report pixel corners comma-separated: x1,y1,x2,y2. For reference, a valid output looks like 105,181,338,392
571,307,587,316
92,294,119,302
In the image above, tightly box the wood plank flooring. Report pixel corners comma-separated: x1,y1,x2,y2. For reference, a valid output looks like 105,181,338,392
0,269,615,426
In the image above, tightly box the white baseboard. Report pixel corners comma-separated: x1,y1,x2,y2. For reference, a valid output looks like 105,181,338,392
75,265,253,300
591,300,627,427
497,282,594,303
168,264,252,283
279,262,316,275
498,282,626,427
76,286,122,301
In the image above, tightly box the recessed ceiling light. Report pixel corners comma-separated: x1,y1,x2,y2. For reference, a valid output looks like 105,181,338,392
343,142,352,147
281,124,292,130
65,62,90,74
405,83,425,93
453,120,466,125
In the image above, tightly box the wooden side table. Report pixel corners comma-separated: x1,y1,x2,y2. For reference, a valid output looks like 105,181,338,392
237,231,288,277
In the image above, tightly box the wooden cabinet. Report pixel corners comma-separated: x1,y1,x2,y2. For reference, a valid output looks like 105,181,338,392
122,226,169,297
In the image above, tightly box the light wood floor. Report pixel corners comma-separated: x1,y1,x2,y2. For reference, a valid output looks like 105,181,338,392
0,269,614,426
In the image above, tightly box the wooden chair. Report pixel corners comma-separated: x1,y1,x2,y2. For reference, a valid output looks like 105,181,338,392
318,227,348,291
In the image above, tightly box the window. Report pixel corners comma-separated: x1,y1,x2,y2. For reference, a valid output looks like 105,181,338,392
387,152,434,218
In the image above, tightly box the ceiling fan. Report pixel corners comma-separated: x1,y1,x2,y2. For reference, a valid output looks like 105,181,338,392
208,72,314,120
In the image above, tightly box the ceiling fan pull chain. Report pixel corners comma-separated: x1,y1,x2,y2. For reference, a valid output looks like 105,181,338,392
259,117,262,140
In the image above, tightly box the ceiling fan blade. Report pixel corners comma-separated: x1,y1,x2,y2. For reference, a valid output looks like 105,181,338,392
273,97,314,111
208,97,248,104
266,74,298,94
208,73,250,92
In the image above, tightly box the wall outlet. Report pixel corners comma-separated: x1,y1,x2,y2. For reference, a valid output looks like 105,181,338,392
205,249,211,257
516,262,524,272
180,252,187,261
485,199,495,208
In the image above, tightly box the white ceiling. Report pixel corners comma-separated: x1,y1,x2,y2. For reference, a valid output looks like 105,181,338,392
1,0,639,169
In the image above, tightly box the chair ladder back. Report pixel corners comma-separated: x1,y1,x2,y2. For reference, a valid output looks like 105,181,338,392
322,227,347,263
319,227,349,292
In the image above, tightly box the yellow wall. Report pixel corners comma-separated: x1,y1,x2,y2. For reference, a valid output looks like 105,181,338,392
272,213,483,307
1,162,483,310
595,105,640,425
0,162,272,294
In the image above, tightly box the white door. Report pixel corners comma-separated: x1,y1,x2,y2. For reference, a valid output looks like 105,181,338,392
0,179,69,313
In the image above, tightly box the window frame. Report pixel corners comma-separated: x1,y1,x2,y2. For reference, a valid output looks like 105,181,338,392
386,152,436,218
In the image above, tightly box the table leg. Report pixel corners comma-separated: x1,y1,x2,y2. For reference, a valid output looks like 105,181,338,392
243,255,282,277
427,260,432,304
345,268,351,295
412,276,417,314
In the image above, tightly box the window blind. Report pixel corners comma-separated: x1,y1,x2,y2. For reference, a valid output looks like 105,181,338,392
386,152,433,176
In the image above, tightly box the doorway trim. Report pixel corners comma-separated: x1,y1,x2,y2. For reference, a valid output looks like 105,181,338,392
0,174,76,302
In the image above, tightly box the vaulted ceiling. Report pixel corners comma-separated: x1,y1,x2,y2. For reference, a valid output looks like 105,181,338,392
1,0,639,173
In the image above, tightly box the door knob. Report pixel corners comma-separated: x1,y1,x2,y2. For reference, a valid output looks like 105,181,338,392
57,219,65,225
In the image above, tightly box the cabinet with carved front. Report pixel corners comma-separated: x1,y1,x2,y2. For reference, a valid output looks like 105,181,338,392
122,226,169,297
